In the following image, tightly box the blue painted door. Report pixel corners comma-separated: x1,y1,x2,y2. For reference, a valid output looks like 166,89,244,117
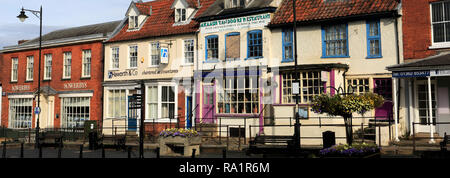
186,96,192,129
128,96,138,131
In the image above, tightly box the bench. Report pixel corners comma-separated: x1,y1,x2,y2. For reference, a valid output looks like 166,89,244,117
441,132,449,151
99,134,126,151
248,135,295,154
39,132,63,148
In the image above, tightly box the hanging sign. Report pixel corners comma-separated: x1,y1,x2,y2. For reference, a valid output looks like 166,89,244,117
160,47,169,64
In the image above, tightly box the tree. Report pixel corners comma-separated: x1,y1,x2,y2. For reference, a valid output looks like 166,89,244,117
311,92,384,145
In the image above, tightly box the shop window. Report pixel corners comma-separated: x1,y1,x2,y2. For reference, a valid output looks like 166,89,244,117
61,97,90,128
282,71,324,103
217,75,259,114
108,89,127,118
347,78,370,94
9,98,33,128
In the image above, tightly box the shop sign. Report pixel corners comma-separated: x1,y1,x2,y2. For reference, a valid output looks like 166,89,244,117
11,85,31,91
141,70,178,75
108,69,139,79
160,47,169,64
430,69,450,77
200,13,271,34
64,82,88,89
392,71,430,78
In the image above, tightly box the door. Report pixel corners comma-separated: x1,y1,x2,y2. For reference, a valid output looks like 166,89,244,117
186,96,192,129
127,96,138,131
374,78,393,120
416,81,437,133
202,85,215,123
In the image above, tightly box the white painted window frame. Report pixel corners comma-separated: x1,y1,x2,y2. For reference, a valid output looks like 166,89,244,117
145,82,178,123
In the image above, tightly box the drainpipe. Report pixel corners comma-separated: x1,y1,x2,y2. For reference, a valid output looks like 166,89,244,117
393,10,401,142
193,31,199,129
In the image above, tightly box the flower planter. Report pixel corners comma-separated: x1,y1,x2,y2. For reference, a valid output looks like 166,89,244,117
159,136,201,157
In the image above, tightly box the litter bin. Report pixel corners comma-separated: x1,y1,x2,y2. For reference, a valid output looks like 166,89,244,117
89,132,98,150
322,131,336,149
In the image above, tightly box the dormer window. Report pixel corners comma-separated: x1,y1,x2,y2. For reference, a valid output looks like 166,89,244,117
226,0,245,9
175,8,186,22
129,16,139,29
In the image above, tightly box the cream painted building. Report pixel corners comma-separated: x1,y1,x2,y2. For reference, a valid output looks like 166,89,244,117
102,0,213,135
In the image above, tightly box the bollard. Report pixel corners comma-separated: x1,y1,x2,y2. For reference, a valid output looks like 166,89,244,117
156,147,160,158
222,149,226,159
39,145,42,158
20,143,24,158
128,146,132,159
102,145,105,158
2,142,6,158
191,149,196,158
58,144,62,158
79,145,83,159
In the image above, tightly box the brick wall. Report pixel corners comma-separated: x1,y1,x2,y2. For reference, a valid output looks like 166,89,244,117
402,0,445,61
0,42,104,128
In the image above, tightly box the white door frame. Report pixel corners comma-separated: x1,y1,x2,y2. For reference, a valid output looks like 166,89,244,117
414,79,437,133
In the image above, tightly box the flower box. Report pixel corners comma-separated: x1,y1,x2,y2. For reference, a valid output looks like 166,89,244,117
159,128,201,157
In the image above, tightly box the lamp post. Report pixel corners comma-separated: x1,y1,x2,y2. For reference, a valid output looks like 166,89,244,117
17,6,42,148
292,0,301,150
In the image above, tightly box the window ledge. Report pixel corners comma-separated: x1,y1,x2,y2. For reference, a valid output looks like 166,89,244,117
281,59,294,63
109,69,120,71
321,56,350,59
144,119,178,123
25,80,33,83
429,44,450,49
80,77,91,80
181,63,194,67
61,78,71,81
245,57,263,60
366,56,383,59
203,60,219,63
225,58,241,62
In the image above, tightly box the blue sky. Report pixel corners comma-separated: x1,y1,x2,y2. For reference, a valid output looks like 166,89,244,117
0,0,138,49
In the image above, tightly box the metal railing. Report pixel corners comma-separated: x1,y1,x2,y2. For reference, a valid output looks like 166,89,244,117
411,122,450,152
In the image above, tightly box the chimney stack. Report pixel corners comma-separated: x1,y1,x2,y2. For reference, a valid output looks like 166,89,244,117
18,40,28,45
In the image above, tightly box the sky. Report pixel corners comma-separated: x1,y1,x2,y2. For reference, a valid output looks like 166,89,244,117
0,0,139,49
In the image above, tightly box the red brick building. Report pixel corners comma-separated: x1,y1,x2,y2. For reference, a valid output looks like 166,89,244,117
0,21,120,129
402,0,449,61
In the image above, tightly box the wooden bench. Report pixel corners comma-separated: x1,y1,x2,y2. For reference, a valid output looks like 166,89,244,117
441,132,449,151
248,135,295,154
39,132,63,148
100,134,126,151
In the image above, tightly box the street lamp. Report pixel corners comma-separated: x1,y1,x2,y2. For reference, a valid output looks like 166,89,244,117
292,0,301,150
17,6,43,148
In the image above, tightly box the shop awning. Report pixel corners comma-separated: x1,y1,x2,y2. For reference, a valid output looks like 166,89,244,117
387,52,450,78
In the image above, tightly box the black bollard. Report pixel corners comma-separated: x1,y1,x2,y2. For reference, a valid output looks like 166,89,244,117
222,149,227,159
102,145,105,158
128,146,132,159
20,143,24,158
58,144,62,158
191,149,196,158
156,147,160,158
39,145,42,158
79,145,83,159
2,142,6,158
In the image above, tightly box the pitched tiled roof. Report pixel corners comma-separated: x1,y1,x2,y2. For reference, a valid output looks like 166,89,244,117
107,0,215,43
270,0,399,26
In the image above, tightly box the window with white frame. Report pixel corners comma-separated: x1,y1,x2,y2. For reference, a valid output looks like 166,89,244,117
175,9,186,22
161,86,176,119
147,86,158,120
129,16,139,29
11,57,18,82
347,78,370,94
9,98,33,128
63,52,72,79
44,54,52,80
431,1,450,44
282,71,324,104
82,50,91,77
217,75,259,114
61,97,90,128
146,85,177,120
111,47,120,69
150,42,160,66
184,39,194,64
226,0,245,8
107,89,127,118
129,45,138,68
26,56,34,81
